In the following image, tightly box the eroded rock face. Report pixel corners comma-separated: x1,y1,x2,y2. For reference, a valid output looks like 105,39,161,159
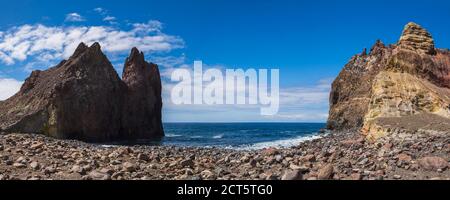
121,48,164,139
328,22,450,140
398,22,436,55
328,40,392,131
0,43,164,142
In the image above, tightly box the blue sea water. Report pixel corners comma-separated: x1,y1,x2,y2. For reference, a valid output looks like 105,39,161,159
158,123,326,150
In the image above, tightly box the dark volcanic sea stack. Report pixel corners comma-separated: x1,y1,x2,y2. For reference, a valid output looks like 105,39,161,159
328,22,450,140
0,42,164,142
121,48,164,139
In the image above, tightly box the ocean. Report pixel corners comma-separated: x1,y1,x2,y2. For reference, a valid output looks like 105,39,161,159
157,123,326,150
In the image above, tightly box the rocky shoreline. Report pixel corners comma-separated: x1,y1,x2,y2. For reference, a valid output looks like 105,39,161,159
0,131,448,180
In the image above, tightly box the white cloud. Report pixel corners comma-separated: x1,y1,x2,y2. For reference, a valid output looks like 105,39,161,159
262,78,331,122
132,21,163,33
103,16,116,22
0,21,184,66
65,13,85,22
280,86,330,107
0,78,22,100
94,7,107,15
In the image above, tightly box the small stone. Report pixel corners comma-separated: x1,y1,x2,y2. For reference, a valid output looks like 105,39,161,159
263,148,279,156
397,153,412,163
393,175,402,179
302,154,316,162
275,155,283,162
110,159,122,165
71,165,85,174
185,168,194,176
30,161,40,170
284,157,294,162
100,168,114,175
13,162,26,168
16,156,27,164
108,152,120,158
180,158,195,168
240,155,250,163
248,159,257,167
190,176,202,181
44,166,56,174
117,147,132,156
111,171,124,179
350,173,362,180
200,170,216,180
358,158,369,165
88,171,111,180
5,160,13,165
30,142,44,149
317,164,334,180
122,162,136,172
383,143,393,150
281,170,302,180
27,176,41,180
376,170,385,176
289,164,309,172
289,164,301,170
264,173,279,180
137,153,149,162
82,164,92,172
418,156,448,171
410,163,419,171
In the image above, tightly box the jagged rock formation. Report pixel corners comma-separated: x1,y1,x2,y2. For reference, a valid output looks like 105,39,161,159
398,22,436,55
121,48,164,139
0,43,164,142
328,22,450,140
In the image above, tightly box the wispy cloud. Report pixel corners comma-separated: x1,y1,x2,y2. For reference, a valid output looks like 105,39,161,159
265,78,331,121
279,82,330,108
0,78,22,100
93,7,108,15
103,16,118,25
103,16,116,22
65,13,85,22
93,8,117,24
0,21,184,68
152,54,188,77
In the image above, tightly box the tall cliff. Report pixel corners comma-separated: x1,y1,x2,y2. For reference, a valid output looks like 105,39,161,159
0,42,164,142
328,22,450,140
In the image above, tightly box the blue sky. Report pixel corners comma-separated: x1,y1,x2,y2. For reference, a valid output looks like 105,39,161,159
0,0,450,122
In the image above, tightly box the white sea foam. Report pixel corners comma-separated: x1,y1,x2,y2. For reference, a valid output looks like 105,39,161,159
233,134,325,151
212,134,224,139
101,145,117,148
166,134,182,138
